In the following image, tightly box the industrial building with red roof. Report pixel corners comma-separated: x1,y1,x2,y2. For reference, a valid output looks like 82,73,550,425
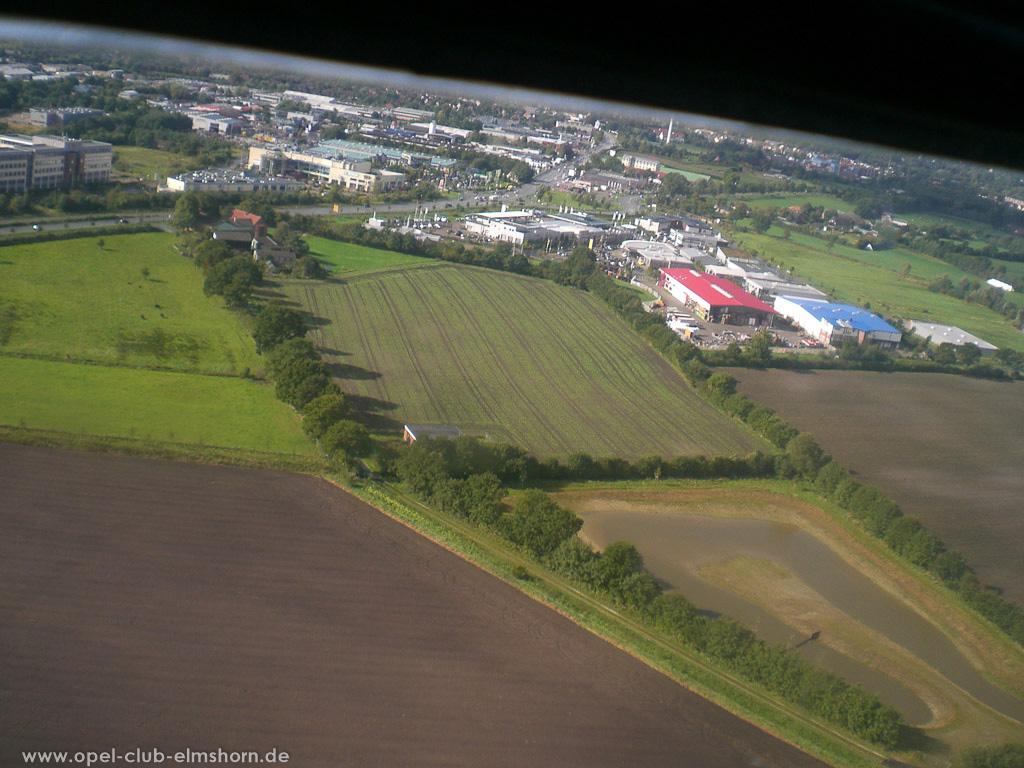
658,268,777,325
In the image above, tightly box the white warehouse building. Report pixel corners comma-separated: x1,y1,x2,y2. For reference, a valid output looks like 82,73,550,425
774,296,902,348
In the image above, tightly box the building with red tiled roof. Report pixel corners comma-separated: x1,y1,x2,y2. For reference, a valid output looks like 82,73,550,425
658,268,777,326
228,209,267,239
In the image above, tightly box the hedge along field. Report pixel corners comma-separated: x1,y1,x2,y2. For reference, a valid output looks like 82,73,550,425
280,262,768,459
730,228,1024,351
0,232,260,375
0,356,314,455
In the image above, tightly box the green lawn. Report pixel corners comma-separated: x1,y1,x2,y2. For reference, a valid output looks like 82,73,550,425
304,235,432,276
0,356,313,454
280,261,768,459
112,146,228,182
740,193,853,212
0,232,261,374
731,228,1024,350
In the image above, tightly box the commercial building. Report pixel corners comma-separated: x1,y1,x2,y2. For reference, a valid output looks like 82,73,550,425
164,169,303,194
621,153,660,173
0,134,112,192
463,208,616,246
658,268,777,325
27,107,103,127
773,296,902,348
248,144,405,193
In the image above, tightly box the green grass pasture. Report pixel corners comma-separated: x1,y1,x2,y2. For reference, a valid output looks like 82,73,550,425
304,235,432,277
740,193,853,212
0,356,313,454
112,146,217,181
281,262,767,459
0,233,260,374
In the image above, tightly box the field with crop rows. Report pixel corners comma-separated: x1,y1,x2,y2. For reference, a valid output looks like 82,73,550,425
279,262,767,459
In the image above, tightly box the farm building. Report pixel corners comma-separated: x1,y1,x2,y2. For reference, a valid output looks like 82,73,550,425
773,296,902,348
907,321,997,357
403,424,462,444
658,268,777,325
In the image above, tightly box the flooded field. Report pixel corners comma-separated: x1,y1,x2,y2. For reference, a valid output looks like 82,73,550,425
730,369,1024,603
555,489,1024,734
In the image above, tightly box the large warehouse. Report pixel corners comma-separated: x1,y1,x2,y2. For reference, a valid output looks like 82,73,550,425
773,296,902,348
658,268,777,325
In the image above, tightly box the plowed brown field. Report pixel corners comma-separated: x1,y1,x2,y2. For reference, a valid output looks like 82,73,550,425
0,443,829,768
730,369,1024,603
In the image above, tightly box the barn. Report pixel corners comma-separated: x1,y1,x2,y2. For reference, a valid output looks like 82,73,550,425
658,268,777,325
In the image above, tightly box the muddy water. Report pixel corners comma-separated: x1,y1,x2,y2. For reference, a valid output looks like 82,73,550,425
581,509,1024,727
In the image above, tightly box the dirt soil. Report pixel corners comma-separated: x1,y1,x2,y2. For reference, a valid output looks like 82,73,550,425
0,443,830,768
730,369,1024,603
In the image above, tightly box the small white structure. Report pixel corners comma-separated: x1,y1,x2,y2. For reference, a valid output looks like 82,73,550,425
987,278,1014,292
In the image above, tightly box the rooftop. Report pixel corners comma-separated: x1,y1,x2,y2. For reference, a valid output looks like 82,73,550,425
779,296,900,334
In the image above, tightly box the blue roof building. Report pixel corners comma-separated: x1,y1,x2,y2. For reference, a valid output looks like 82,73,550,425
773,296,902,348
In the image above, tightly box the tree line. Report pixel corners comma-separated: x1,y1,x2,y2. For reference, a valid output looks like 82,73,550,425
381,434,903,749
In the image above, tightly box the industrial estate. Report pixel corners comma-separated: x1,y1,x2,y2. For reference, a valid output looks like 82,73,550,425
2,33,1024,768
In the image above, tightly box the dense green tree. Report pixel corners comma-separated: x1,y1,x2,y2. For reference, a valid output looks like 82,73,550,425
930,550,969,585
321,419,371,458
743,328,774,365
498,490,583,558
172,192,201,231
954,743,1024,768
783,433,828,481
957,342,982,366
301,392,350,439
192,239,233,273
254,303,307,353
705,372,738,398
202,255,262,307
593,541,645,591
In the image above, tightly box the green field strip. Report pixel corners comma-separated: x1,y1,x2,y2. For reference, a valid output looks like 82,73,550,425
0,356,313,455
0,233,260,374
476,274,627,454
493,276,662,454
395,270,510,428
426,269,582,454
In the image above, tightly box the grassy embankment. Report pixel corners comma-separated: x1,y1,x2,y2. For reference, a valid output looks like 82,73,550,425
730,227,1024,352
273,241,768,459
0,232,320,469
544,479,1024,761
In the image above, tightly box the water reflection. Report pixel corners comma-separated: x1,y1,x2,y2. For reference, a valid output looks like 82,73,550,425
581,508,1024,727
